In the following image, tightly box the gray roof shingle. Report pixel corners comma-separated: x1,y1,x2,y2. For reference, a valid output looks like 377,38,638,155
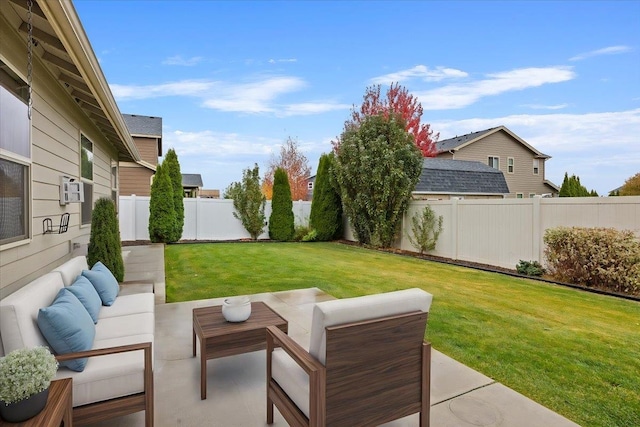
123,114,163,138
435,127,497,153
415,158,509,194
182,174,203,188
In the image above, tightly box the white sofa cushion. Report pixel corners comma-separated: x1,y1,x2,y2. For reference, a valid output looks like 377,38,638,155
98,293,155,319
309,288,433,365
56,333,153,407
53,256,89,287
272,348,311,417
95,313,154,341
0,272,64,353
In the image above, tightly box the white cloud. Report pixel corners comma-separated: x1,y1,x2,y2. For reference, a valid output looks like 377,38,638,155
268,58,298,64
110,80,215,100
416,67,576,110
166,130,280,157
569,45,632,61
279,102,351,117
202,76,306,113
370,65,468,84
162,55,204,66
521,103,569,110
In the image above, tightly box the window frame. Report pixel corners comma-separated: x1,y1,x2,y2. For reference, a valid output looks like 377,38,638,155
80,135,94,226
533,159,540,175
0,59,32,248
516,193,524,199
507,157,514,174
488,156,499,170
529,193,536,198
111,160,118,212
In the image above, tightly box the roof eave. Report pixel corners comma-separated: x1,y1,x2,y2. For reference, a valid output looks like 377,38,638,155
38,0,140,162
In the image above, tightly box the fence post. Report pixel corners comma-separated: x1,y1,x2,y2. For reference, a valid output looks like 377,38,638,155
451,198,459,260
131,194,137,241
532,196,542,264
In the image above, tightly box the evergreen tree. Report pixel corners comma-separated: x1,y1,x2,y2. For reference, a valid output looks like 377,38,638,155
309,153,343,241
231,164,266,240
164,149,184,242
88,197,124,281
559,172,597,197
269,168,295,241
148,163,176,243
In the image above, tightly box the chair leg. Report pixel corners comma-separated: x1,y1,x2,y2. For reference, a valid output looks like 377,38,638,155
421,342,431,427
267,394,274,424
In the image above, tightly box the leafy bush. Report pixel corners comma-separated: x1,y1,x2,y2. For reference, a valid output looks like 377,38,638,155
0,347,58,404
408,205,443,254
544,226,640,295
231,164,266,240
309,153,343,241
293,225,316,242
269,168,294,241
516,260,545,277
88,197,124,281
302,229,318,242
148,163,176,243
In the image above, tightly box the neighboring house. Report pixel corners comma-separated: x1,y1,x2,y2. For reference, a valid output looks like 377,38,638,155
435,126,559,198
120,114,162,196
305,175,316,200
1,0,140,295
414,159,510,200
182,174,203,198
200,189,220,199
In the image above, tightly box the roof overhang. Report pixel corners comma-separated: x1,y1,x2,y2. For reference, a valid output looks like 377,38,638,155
4,0,140,162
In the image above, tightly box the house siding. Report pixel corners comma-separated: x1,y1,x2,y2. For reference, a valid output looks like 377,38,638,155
134,136,159,166
0,17,118,296
119,163,154,196
444,130,551,197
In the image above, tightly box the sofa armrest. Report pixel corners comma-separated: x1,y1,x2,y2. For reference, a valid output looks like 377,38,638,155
54,341,152,362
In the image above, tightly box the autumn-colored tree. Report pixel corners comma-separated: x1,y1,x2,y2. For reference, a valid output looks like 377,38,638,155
263,137,311,201
619,172,640,196
332,83,438,157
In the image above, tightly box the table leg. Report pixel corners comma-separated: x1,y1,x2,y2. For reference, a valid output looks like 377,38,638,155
200,337,207,400
193,328,196,357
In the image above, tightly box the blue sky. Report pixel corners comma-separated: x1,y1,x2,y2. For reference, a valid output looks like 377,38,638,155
74,1,640,195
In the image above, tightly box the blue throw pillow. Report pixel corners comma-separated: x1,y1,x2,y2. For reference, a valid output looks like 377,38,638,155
37,288,96,372
82,261,119,306
66,275,102,323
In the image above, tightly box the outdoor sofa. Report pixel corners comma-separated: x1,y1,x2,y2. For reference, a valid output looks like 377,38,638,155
0,256,154,426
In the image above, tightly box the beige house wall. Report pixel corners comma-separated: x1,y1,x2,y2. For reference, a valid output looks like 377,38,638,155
441,130,552,197
119,162,154,196
0,17,118,296
133,136,159,166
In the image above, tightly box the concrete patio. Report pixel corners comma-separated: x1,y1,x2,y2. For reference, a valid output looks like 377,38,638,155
92,244,580,427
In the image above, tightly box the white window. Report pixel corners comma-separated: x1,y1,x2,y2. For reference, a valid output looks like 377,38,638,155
307,181,313,190
488,156,499,169
533,159,540,175
529,193,536,198
516,193,524,199
0,60,31,246
80,135,94,225
111,161,118,209
507,157,514,174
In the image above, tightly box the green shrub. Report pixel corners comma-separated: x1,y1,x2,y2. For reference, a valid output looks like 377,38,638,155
516,260,545,277
309,153,343,241
408,205,443,254
269,168,295,241
148,163,176,243
88,197,124,281
293,225,312,242
231,164,266,240
164,148,184,242
302,229,318,242
543,226,640,294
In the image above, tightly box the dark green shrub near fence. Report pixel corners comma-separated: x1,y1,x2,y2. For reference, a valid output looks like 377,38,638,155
516,260,545,277
269,168,295,241
88,198,124,281
543,226,640,295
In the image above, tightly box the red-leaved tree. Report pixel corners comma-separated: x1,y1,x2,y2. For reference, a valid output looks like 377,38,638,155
333,83,438,157
263,137,311,201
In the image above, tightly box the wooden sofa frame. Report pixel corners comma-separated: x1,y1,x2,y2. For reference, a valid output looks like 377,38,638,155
266,311,430,427
55,342,154,427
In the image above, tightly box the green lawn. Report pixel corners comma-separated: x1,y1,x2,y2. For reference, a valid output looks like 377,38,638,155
165,242,640,427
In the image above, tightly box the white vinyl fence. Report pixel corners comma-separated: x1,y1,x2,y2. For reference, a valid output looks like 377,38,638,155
120,195,639,270
393,196,640,270
119,196,311,242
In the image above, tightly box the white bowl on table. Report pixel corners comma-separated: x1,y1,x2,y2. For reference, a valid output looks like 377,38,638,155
222,296,252,322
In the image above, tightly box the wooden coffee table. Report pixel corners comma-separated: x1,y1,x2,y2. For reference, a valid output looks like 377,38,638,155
0,378,72,426
193,301,288,399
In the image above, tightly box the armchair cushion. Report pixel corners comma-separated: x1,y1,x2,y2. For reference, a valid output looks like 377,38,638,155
308,288,433,364
37,288,96,372
271,348,312,417
82,262,120,306
66,276,102,323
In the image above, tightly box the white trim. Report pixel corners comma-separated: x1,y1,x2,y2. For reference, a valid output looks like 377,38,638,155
507,157,514,174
